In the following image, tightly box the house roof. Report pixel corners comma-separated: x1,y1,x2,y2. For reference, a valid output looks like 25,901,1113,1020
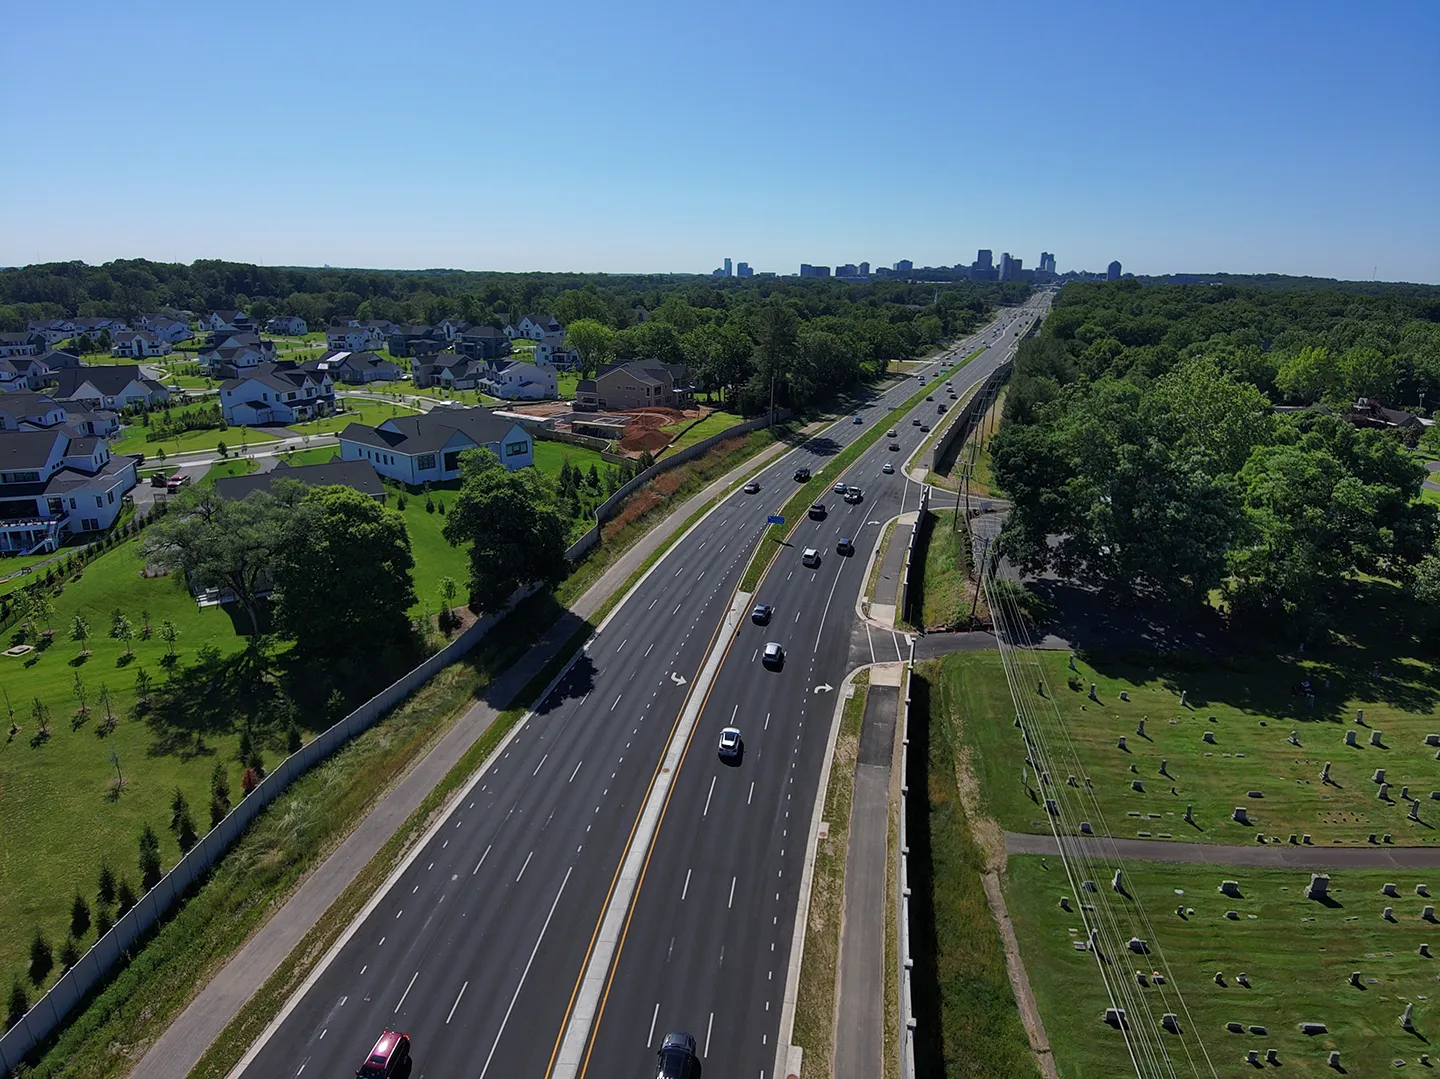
598,361,662,386
211,310,247,322
311,350,399,373
0,332,37,346
340,405,522,457
113,330,160,344
461,325,507,339
392,324,438,338
34,348,78,369
0,391,64,418
221,364,320,394
0,429,67,470
52,365,156,398
41,454,133,495
214,458,384,502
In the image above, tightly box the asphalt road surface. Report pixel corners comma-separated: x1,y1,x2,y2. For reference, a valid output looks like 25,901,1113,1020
234,299,1048,1079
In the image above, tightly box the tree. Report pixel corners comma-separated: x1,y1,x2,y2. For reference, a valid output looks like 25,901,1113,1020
139,608,152,640
216,440,227,458
59,937,80,971
209,761,231,827
70,893,91,939
7,976,28,1028
30,698,51,742
70,613,91,656
138,824,163,891
116,876,136,915
98,682,116,733
97,863,116,906
443,449,570,614
439,575,459,610
134,667,153,706
565,319,615,379
72,671,89,725
270,484,416,659
142,485,296,636
753,304,799,413
160,619,179,665
28,927,53,986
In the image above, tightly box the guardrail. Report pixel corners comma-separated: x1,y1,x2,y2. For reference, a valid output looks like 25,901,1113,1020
563,409,792,562
898,637,918,1079
0,583,534,1074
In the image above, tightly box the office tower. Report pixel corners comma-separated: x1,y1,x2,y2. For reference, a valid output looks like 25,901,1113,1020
736,262,753,277
999,252,1023,281
894,259,913,273
975,249,993,271
1107,260,1122,280
836,263,859,278
800,264,832,278
723,258,733,277
858,262,870,277
1039,252,1056,274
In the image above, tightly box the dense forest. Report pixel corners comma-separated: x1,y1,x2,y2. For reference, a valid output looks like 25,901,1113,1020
992,280,1440,635
0,259,1030,411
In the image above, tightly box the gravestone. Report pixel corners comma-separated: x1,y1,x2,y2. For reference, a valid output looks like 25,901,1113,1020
1288,731,1300,745
1225,910,1240,919
1082,880,1097,892
1080,821,1093,834
1237,972,1250,987
1412,802,1422,822
1380,783,1391,801
1135,970,1148,986
1226,1021,1243,1032
1131,780,1144,792
1385,906,1395,920
1306,874,1330,900
1161,1013,1181,1034
1118,735,1128,750
1300,1022,1328,1034
1089,682,1098,701
1403,1002,1416,1031
1220,880,1242,897
1185,804,1195,824
1176,906,1186,917
1266,1049,1279,1065
1419,885,1430,897
1384,883,1400,897
1128,937,1148,954
1371,729,1384,746
1059,896,1071,911
1345,730,1358,746
1359,708,1366,724
1203,731,1217,744
1068,653,1076,671
1376,769,1388,784
1322,762,1332,783
1233,807,1250,824
1351,971,1363,987
1328,1050,1340,1066
1246,1050,1260,1066
1090,929,1102,957
1180,690,1187,707
1426,734,1440,747
1425,906,1436,922
1249,1025,1266,1035
1160,759,1169,775
1248,791,1264,798
1119,690,1129,701
1103,1007,1126,1029
1112,869,1123,892
1037,680,1044,696
1067,774,1078,787
1404,786,1412,800
1304,834,1313,844
1215,971,1226,985
1045,798,1058,815
1137,718,1146,737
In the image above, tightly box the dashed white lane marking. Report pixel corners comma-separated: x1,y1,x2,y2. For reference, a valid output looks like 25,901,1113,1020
748,781,755,805
617,638,627,652
516,851,534,882
729,876,737,909
703,775,716,816
682,868,692,900
446,980,469,1024
394,970,419,1013
533,753,548,777
648,598,658,610
644,642,654,657
764,712,771,731
673,602,683,615
395,909,403,919
704,1011,715,1057
478,866,573,1079
611,694,622,711
648,1001,661,1047
473,845,491,875
569,760,583,783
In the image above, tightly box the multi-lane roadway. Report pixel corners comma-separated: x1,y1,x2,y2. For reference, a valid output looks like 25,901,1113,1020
232,296,1048,1079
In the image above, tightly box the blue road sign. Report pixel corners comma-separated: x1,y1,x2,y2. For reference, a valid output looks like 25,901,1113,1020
767,515,785,525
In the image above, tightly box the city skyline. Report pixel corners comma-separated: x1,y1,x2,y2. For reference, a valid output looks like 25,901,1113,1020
1,0,1436,284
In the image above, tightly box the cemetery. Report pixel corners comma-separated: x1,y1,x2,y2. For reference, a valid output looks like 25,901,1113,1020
1007,857,1440,1077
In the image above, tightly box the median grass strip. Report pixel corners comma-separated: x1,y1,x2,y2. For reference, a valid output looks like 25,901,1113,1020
740,378,943,592
17,591,570,1079
909,662,1039,1079
793,670,868,1079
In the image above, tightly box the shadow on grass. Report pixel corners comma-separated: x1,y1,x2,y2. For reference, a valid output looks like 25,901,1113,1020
906,671,945,1076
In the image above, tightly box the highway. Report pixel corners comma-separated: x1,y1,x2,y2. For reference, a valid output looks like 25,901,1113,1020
232,297,1048,1079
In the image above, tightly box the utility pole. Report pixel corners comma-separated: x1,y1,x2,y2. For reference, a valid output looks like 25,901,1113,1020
969,535,990,623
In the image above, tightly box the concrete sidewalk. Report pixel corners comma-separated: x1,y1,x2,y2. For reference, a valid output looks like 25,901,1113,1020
1006,831,1440,870
833,664,903,1079
869,511,917,629
136,421,818,1079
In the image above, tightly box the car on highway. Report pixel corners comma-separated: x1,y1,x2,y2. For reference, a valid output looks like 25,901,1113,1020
743,480,760,494
808,502,826,520
762,641,784,668
802,547,821,567
794,466,810,482
882,462,895,474
833,481,848,494
656,1030,700,1077
751,602,773,625
717,727,743,761
843,486,862,503
852,414,863,424
837,536,854,556
886,429,897,437
920,423,931,432
937,403,947,413
356,1030,411,1078
911,418,921,426
925,394,934,401
888,441,900,451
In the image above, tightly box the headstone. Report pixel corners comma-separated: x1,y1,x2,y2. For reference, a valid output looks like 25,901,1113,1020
1288,731,1300,745
1176,905,1186,917
1068,653,1076,671
1306,874,1330,900
1135,970,1148,986
1226,1021,1243,1032
1345,730,1358,746
1350,971,1363,987
1380,783,1391,801
1248,790,1264,798
1321,762,1332,782
1215,971,1226,985
1103,1007,1126,1028
1220,880,1242,897
1371,729,1384,746
1426,734,1440,747
1371,833,1380,844
1161,1013,1180,1034
1328,1051,1340,1066
1403,1002,1416,1030
1059,896,1071,911
1237,972,1250,987
1128,937,1148,954
1067,774,1078,787
1090,929,1102,957
1203,731,1216,744
1089,682,1098,701
1080,821,1093,834
1358,708,1365,724
1304,834,1313,844
1014,715,1021,728
1419,885,1430,897
1118,735,1128,750
1112,869,1123,892
1137,718,1146,737
1403,786,1411,801
1375,769,1388,784
1185,804,1194,823
1225,910,1240,919
1385,906,1395,920
1426,907,1436,922
1232,807,1249,824
1412,802,1422,822
1044,798,1058,815
1037,680,1044,697
1082,880,1097,892
1119,690,1129,701
1131,780,1144,792
1179,690,1187,707
1246,1050,1260,1065
1266,1049,1279,1065
1421,944,1432,957
1301,1022,1328,1034
1160,759,1169,775
1384,883,1400,897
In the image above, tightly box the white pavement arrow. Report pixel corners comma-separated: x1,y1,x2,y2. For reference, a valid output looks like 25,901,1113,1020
671,672,687,685
814,683,834,695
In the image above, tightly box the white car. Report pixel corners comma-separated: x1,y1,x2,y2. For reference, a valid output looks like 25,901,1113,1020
802,547,821,568
833,481,848,494
882,462,895,474
743,480,760,494
718,727,742,760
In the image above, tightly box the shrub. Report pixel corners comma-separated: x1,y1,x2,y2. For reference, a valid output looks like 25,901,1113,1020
96,863,116,906
59,937,80,971
94,907,113,938
70,893,90,939
7,976,28,1027
28,928,53,986
138,823,162,891
116,877,136,915
240,766,261,796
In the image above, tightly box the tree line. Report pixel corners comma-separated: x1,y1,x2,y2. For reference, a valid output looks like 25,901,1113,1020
992,280,1440,637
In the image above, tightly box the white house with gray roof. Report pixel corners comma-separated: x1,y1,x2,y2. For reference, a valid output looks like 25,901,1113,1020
50,365,170,410
0,425,138,554
338,405,533,485
220,365,333,425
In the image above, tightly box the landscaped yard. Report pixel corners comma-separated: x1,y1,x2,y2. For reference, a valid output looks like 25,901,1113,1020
0,535,259,993
389,485,469,617
557,371,581,400
1006,856,1440,1078
285,398,420,437
530,439,612,481
659,409,745,456
110,404,282,458
203,458,259,482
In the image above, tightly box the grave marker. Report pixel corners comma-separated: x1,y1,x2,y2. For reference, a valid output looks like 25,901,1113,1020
1233,807,1249,824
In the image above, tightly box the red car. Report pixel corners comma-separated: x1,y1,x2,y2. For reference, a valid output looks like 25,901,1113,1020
356,1030,411,1078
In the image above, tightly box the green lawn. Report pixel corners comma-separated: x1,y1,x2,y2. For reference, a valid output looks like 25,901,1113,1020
111,404,283,458
558,372,581,400
530,439,611,480
932,591,1440,847
390,487,469,617
660,410,746,456
285,399,420,438
0,535,256,992
203,458,259,483
1007,856,1440,1078
272,446,341,468
914,510,983,630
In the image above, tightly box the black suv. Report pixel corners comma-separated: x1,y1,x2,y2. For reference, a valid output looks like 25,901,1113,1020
794,466,810,481
656,1031,699,1078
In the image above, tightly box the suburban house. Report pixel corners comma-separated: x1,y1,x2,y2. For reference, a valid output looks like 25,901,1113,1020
0,356,53,393
339,405,534,485
437,318,474,341
265,315,309,335
219,364,333,426
387,325,449,358
34,348,80,371
534,336,580,369
70,317,130,340
205,331,275,354
412,355,469,389
512,314,563,341
204,310,256,334
575,360,693,411
199,334,275,377
308,350,402,384
434,359,489,391
326,324,386,352
0,392,69,431
214,457,385,503
1347,398,1425,432
50,365,171,411
136,315,194,343
455,325,512,360
0,332,43,358
0,426,138,554
476,358,558,401
110,330,172,358
26,319,78,346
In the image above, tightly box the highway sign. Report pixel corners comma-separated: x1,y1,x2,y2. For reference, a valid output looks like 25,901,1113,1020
767,515,785,525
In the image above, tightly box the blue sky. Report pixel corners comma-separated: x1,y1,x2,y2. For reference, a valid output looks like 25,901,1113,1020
2,0,1437,282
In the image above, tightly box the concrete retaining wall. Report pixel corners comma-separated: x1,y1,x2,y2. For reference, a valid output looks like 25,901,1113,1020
897,486,930,627
898,639,918,1079
0,583,533,1074
924,362,1012,475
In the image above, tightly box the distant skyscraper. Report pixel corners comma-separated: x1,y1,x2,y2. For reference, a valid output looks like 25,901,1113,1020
894,259,913,274
723,258,733,277
736,262,753,278
1107,260,1122,281
999,252,1023,281
975,249,993,271
1038,251,1056,274
800,264,832,278
858,261,870,277
836,263,859,278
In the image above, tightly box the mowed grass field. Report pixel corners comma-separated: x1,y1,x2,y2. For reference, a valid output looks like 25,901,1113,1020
285,397,420,437
938,600,1440,847
1006,856,1440,1078
0,535,257,992
110,403,281,457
